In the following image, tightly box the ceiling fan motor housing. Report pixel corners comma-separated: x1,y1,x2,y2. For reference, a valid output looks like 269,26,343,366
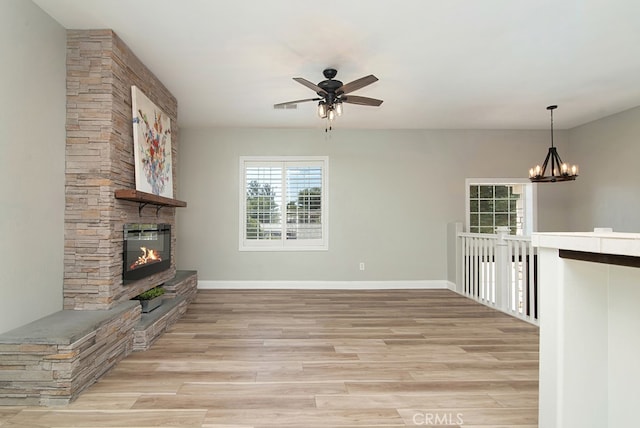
318,79,343,92
318,68,343,101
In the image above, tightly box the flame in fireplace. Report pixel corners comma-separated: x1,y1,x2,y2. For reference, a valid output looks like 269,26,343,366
130,247,162,270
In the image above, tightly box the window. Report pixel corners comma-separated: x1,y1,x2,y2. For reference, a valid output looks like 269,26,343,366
240,156,328,251
465,179,536,236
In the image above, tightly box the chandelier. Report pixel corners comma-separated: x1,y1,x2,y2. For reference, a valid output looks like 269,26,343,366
529,105,578,182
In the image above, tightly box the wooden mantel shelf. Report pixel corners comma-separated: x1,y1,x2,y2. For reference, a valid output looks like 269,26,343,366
114,189,187,208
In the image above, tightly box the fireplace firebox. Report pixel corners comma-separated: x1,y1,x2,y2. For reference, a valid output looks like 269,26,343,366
123,223,171,283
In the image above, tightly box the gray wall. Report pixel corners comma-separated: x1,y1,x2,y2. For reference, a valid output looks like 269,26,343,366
0,1,66,333
177,128,570,282
567,106,640,232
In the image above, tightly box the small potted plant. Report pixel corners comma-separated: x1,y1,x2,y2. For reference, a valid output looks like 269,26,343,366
135,286,165,313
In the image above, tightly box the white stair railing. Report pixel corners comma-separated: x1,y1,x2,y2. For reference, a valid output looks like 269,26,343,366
458,227,539,325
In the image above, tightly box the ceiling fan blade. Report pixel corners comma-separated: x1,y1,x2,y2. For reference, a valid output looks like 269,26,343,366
338,75,378,95
293,77,328,96
273,98,321,109
341,95,383,107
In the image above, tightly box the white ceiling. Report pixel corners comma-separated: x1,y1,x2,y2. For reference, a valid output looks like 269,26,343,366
33,0,640,130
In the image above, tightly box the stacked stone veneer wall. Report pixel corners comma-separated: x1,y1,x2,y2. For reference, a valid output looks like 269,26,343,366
65,30,179,310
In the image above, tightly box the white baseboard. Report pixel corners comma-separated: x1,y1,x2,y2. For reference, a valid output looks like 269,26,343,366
197,280,450,290
445,280,457,291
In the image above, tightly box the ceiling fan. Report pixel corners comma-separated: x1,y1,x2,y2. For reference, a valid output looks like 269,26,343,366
274,68,383,128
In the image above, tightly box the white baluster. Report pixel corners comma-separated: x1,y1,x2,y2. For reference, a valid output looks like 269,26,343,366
494,226,510,312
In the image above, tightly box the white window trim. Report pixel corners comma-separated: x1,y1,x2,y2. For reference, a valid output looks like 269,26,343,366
465,178,537,236
239,156,329,251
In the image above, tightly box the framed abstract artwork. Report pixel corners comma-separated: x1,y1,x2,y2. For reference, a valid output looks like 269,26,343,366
131,86,173,198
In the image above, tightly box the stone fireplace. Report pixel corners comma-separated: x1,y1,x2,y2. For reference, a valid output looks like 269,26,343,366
64,29,179,310
0,29,197,407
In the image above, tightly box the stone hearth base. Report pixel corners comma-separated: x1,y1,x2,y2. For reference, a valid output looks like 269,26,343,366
0,271,197,406
133,270,197,351
0,302,140,406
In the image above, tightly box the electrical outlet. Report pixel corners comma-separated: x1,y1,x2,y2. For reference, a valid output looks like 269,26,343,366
359,262,365,271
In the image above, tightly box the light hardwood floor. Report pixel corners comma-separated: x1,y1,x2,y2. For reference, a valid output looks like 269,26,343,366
1,289,539,427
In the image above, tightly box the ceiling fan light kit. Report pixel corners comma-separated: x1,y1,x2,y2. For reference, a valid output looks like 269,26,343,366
529,105,579,183
319,102,341,120
275,68,383,131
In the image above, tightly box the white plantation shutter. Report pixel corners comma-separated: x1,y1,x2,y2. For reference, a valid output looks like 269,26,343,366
285,163,323,240
245,164,282,241
240,157,328,251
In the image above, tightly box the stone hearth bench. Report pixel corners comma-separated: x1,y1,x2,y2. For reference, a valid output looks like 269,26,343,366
0,270,197,406
0,301,140,406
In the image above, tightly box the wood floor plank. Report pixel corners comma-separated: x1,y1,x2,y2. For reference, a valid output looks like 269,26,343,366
1,289,539,427
314,393,504,409
178,382,348,396
202,408,405,427
3,408,207,427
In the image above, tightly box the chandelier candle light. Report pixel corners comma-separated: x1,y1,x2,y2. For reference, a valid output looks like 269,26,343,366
529,105,578,182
